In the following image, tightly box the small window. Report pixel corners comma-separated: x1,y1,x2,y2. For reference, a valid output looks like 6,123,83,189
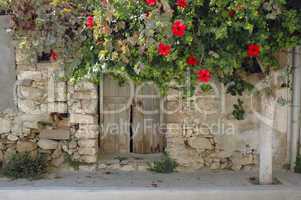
0,15,16,111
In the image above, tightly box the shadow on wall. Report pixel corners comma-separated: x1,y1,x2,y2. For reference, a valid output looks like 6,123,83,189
0,15,16,111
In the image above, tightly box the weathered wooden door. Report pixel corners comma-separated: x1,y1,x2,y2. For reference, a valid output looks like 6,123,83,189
132,82,164,153
100,76,165,154
100,75,132,154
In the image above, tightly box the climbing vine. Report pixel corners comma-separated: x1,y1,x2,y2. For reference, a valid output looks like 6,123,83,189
3,0,301,119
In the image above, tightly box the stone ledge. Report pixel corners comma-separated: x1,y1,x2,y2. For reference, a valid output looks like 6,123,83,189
39,129,70,140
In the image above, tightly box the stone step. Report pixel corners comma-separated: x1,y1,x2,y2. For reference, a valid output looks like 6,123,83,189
38,113,70,131
39,128,70,140
98,153,163,172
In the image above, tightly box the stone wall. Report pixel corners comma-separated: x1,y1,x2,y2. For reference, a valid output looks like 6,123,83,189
0,46,99,169
165,71,290,171
68,82,99,164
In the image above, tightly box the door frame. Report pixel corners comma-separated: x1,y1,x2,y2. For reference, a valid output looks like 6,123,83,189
99,74,165,154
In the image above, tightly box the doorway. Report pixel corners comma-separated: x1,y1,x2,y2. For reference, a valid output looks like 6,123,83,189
100,75,165,154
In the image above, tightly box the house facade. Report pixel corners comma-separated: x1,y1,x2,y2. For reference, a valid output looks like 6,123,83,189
0,15,295,172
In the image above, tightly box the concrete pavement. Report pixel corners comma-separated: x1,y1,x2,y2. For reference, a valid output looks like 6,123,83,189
0,170,300,200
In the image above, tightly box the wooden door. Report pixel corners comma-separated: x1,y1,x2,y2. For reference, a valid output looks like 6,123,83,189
100,76,165,154
132,82,165,154
100,75,132,154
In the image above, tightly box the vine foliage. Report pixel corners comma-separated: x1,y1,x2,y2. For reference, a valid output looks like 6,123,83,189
3,0,301,119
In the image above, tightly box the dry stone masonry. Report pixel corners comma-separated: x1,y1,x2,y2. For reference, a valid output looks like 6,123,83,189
0,44,292,172
165,79,289,171
0,47,99,169
68,82,99,164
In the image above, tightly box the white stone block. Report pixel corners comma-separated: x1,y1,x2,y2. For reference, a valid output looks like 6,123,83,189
70,114,98,124
37,139,58,150
75,125,99,139
78,139,98,148
56,82,67,101
0,118,11,134
18,71,43,81
19,86,44,100
47,102,68,113
74,81,97,91
7,134,18,141
187,137,213,150
78,147,98,155
71,91,98,100
18,99,41,114
70,99,98,114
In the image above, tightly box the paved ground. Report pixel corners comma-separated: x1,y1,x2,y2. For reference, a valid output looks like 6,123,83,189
0,169,300,200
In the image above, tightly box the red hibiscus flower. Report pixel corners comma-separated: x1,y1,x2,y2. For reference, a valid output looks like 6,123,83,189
172,20,187,37
247,44,261,57
158,43,172,57
86,16,94,29
197,69,211,83
145,0,156,6
187,55,198,66
176,0,188,8
50,50,58,62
